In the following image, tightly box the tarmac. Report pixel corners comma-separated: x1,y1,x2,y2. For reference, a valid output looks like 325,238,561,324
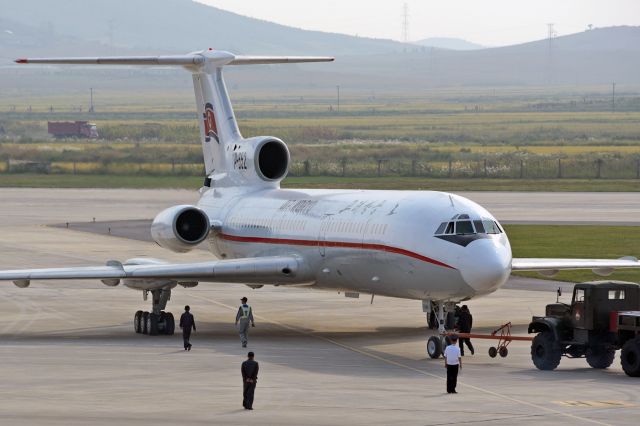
0,188,639,425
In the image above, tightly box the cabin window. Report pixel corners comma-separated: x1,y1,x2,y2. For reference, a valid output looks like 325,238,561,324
574,289,585,302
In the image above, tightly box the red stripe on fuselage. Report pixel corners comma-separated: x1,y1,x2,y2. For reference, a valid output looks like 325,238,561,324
218,233,454,269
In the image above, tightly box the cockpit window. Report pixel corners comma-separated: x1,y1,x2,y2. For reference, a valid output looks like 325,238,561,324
483,220,501,234
444,222,455,234
434,214,503,236
473,220,485,233
456,221,474,235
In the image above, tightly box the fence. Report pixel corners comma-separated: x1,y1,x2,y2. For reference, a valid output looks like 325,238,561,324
2,157,640,179
288,157,640,179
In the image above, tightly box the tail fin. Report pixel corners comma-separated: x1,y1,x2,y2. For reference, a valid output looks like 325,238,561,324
15,51,333,178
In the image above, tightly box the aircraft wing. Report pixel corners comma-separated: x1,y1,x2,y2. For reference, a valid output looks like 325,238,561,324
511,257,640,276
0,256,301,287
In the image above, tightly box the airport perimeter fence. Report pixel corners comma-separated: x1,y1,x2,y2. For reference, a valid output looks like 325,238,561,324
2,157,640,179
288,157,640,180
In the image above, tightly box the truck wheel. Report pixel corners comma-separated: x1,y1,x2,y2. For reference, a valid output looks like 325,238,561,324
586,345,615,369
427,336,442,359
531,331,562,370
621,338,640,377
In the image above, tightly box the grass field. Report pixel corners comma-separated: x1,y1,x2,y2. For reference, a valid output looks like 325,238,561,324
2,88,640,186
1,174,640,191
507,225,640,283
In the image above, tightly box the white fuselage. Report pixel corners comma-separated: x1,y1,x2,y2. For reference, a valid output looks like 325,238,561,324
197,187,512,302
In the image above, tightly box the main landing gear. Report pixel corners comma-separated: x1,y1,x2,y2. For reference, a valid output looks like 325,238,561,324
425,300,458,359
134,288,175,336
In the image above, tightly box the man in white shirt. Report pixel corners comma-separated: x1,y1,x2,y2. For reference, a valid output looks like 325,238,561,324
444,335,462,394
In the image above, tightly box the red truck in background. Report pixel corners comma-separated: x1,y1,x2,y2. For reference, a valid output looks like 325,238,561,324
48,121,98,139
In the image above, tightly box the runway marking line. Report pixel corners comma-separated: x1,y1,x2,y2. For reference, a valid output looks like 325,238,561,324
192,294,612,426
554,400,635,408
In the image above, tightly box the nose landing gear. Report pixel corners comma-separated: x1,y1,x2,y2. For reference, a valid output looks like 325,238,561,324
425,300,458,358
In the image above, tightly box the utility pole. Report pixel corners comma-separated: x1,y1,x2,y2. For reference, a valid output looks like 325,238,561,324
336,85,340,114
401,3,410,43
89,88,94,113
546,23,555,84
612,82,616,113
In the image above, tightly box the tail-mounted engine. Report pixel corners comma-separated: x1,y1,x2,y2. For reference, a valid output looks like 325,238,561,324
151,205,210,253
229,136,290,184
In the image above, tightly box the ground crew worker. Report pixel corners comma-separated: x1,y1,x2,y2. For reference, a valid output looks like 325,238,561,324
241,351,259,410
444,335,462,394
179,305,196,351
235,297,255,348
458,305,475,356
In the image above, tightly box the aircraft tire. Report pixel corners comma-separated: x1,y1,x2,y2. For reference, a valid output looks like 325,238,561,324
621,338,640,377
531,331,562,370
427,336,442,359
134,310,143,334
149,313,159,336
142,312,150,335
164,312,175,336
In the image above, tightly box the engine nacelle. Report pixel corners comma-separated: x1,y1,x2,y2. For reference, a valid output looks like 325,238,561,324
151,205,210,253
254,137,290,182
233,136,290,183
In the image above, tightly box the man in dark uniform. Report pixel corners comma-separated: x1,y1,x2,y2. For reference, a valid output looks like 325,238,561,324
179,305,196,351
458,305,474,355
241,351,259,410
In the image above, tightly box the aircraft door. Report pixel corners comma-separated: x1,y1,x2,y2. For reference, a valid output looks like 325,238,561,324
318,215,331,257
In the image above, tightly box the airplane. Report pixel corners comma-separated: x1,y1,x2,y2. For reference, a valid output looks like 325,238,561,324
2,49,640,357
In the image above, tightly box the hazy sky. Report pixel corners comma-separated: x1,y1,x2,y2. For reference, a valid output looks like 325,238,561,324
197,0,640,46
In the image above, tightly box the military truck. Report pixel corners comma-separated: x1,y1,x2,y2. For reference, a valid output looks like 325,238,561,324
528,281,640,377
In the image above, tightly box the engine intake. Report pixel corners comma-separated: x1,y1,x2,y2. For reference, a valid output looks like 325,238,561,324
255,138,289,181
151,205,210,253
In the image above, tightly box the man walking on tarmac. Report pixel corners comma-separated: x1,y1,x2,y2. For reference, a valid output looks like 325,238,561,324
241,351,259,410
458,305,475,356
444,335,462,394
179,305,196,351
235,297,255,348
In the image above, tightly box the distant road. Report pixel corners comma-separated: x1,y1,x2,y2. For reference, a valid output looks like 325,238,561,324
1,188,638,226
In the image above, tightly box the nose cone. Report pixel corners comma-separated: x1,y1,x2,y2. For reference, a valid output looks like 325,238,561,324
459,238,511,295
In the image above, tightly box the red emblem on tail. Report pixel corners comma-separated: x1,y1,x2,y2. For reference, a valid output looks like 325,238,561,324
203,103,218,143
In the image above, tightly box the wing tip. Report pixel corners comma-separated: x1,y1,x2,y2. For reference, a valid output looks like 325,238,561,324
14,58,28,64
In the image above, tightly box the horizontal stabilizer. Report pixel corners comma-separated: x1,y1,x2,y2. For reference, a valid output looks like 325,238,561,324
230,56,334,65
15,51,334,68
15,55,205,66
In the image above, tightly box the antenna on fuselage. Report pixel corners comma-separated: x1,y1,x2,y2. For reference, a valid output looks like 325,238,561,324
449,195,455,207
